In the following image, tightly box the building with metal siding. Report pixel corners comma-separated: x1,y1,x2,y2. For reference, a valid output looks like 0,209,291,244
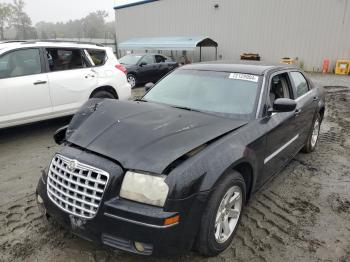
115,0,350,72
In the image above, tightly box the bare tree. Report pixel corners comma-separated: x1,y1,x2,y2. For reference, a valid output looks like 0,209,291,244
36,10,114,40
11,0,35,39
82,11,108,38
0,3,13,40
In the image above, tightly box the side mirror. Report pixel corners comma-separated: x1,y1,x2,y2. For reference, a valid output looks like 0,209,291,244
139,62,147,67
145,82,154,92
54,125,68,145
269,98,297,114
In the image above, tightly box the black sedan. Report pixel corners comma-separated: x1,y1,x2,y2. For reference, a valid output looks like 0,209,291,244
36,62,325,256
119,53,178,88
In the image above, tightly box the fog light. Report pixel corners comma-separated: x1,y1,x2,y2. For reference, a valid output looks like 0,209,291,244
134,241,145,252
37,194,43,204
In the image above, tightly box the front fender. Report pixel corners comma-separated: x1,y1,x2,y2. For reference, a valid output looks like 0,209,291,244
165,141,258,201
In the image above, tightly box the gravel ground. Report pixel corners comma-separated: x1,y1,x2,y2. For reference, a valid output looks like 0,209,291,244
0,75,349,262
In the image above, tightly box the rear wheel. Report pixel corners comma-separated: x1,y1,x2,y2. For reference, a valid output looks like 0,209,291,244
127,74,137,88
91,90,115,99
302,113,321,153
196,171,246,256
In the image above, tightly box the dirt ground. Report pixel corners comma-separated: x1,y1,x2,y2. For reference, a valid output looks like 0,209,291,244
0,77,350,262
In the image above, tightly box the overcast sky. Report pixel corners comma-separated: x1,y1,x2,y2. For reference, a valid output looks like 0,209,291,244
2,0,143,24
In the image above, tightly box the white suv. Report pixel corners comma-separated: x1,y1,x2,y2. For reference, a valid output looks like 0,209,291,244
0,40,131,129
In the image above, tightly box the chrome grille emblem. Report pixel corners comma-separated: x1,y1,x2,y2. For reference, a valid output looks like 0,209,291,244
67,160,78,171
47,154,110,219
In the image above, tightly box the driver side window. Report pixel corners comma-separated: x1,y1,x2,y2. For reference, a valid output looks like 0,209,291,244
0,48,42,79
268,73,292,107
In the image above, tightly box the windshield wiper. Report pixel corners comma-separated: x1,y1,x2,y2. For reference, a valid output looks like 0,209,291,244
170,105,204,113
134,98,148,102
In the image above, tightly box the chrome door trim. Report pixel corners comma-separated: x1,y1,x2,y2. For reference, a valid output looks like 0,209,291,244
264,134,299,164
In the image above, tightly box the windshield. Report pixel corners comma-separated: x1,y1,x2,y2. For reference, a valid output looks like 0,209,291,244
143,70,261,119
119,55,142,65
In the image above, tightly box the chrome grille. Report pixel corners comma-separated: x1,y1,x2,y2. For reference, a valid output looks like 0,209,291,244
47,154,109,219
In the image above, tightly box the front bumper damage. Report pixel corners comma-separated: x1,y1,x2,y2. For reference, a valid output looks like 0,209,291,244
36,147,209,256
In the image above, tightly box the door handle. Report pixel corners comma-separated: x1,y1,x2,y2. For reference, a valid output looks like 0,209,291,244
294,109,302,117
33,80,47,85
85,74,95,78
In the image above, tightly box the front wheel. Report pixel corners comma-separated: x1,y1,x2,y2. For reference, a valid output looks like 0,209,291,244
196,171,246,256
127,74,137,88
302,113,321,153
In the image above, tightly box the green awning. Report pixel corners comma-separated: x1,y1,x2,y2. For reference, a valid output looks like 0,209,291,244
118,36,218,51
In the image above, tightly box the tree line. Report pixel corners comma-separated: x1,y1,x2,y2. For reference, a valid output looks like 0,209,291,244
0,0,115,41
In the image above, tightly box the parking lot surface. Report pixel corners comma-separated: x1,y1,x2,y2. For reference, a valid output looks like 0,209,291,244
0,75,349,262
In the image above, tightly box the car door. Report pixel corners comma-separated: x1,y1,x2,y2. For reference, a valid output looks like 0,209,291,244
137,55,157,83
262,71,300,182
45,47,98,114
289,71,318,148
154,55,178,80
0,48,51,128
155,55,168,80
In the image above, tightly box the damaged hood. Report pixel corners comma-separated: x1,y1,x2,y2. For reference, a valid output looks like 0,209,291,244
67,100,247,174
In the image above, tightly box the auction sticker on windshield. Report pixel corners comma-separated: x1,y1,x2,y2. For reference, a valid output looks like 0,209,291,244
229,73,259,82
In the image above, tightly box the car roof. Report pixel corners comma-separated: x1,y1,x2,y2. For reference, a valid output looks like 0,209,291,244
180,61,299,75
0,41,106,52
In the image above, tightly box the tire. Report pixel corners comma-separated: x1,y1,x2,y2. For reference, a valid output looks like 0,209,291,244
127,74,137,88
196,171,246,256
91,90,115,99
302,113,321,153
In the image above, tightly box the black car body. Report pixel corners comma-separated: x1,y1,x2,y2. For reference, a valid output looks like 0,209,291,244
36,62,325,256
119,54,178,88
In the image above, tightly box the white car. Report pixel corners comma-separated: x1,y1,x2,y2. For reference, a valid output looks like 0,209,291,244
0,40,131,129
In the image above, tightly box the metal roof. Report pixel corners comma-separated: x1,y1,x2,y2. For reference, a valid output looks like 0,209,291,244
114,0,159,10
118,36,218,51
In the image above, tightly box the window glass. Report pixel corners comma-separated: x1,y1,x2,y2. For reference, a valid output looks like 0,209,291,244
269,73,292,106
144,70,260,118
0,49,41,79
140,55,154,65
119,55,142,65
155,55,165,63
290,72,309,98
46,48,87,71
86,49,106,66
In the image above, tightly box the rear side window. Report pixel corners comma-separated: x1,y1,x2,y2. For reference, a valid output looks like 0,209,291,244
86,49,106,66
290,72,309,98
155,55,166,63
46,48,88,71
0,48,42,79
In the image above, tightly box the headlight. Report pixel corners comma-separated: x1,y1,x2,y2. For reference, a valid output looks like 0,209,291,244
120,171,169,207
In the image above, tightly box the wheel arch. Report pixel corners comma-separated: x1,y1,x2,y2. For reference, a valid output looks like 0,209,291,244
207,159,256,203
232,162,254,201
90,86,118,99
127,72,137,77
319,106,325,121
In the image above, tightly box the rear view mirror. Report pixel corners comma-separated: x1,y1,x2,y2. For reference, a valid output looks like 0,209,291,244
145,82,154,92
54,125,68,145
139,62,147,67
271,98,297,113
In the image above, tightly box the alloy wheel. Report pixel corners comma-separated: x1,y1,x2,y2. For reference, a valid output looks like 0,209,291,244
214,186,242,243
127,75,136,88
